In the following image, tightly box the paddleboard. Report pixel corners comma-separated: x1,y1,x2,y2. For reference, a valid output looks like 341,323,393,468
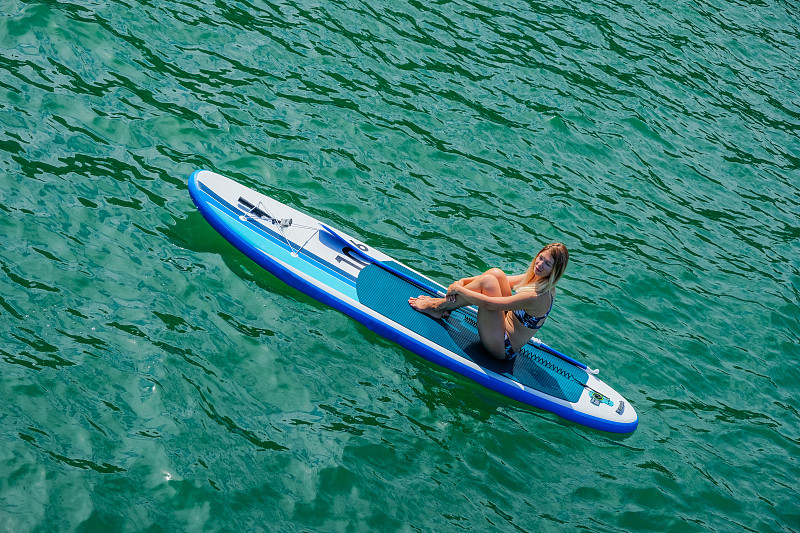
188,170,638,433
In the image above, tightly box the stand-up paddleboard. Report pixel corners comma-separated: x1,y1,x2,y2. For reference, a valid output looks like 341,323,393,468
189,170,638,433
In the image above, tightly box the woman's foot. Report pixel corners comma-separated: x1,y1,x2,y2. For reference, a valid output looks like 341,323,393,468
408,295,451,319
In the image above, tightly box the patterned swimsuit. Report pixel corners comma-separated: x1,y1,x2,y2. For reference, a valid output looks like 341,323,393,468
503,292,554,360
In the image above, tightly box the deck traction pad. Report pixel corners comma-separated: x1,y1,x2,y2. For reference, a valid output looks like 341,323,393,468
356,264,587,402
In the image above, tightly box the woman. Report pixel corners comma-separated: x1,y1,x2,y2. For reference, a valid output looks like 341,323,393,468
409,243,568,361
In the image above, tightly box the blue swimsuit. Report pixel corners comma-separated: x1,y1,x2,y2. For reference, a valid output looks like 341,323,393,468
504,292,554,360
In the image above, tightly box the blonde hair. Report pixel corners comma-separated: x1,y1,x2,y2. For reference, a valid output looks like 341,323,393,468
514,243,569,294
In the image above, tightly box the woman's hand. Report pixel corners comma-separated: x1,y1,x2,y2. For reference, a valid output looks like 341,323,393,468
452,278,470,289
445,280,465,302
447,281,463,295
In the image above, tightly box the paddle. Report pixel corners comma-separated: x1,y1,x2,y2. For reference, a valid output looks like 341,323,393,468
529,338,598,374
319,224,444,297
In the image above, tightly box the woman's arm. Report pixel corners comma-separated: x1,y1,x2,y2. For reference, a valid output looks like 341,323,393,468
451,275,478,287
448,284,544,311
452,273,524,291
506,273,526,286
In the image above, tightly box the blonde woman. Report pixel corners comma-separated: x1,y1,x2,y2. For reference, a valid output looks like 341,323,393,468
409,243,569,361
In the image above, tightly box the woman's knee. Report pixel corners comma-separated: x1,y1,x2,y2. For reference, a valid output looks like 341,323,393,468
476,273,502,295
480,268,511,296
484,268,507,281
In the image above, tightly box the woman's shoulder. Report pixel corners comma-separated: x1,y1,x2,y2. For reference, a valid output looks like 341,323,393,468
515,284,554,297
516,287,555,306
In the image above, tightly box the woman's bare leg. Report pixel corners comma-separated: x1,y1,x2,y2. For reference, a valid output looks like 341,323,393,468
472,270,511,359
409,268,514,352
482,268,514,298
407,295,453,319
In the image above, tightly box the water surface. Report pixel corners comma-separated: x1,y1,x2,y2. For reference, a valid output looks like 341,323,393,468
0,0,798,531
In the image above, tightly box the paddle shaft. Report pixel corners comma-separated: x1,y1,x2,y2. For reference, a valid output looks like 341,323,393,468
320,225,443,297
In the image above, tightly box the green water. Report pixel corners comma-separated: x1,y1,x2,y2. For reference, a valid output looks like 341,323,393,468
1,0,798,530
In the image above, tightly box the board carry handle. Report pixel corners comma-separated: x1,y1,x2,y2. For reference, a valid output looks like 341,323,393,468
319,224,444,297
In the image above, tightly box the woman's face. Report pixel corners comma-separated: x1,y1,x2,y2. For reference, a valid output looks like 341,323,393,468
533,251,555,278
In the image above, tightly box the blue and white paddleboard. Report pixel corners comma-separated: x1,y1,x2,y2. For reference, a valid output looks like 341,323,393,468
189,170,638,433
